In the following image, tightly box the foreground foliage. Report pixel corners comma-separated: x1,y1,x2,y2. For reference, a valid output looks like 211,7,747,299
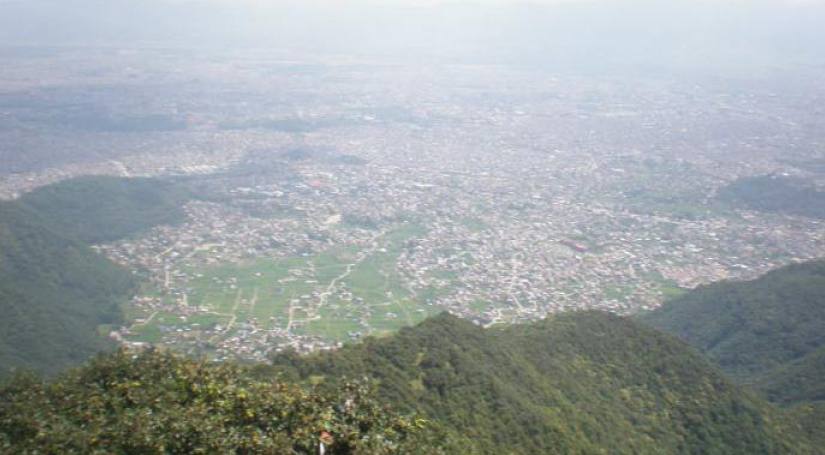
2,311,819,454
0,349,433,454
268,312,816,454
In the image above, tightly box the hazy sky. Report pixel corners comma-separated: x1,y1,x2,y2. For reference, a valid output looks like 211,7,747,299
155,0,825,5
156,0,825,3
1,0,823,75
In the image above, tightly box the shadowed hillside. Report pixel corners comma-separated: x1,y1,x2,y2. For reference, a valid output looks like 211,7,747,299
0,201,136,377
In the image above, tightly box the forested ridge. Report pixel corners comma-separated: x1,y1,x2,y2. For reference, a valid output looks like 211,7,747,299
641,259,825,404
4,311,818,454
18,175,190,244
642,260,825,454
717,175,825,219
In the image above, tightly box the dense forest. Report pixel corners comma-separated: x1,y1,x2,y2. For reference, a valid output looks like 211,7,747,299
717,175,825,219
0,350,438,454
265,311,816,454
19,176,191,244
641,259,825,404
0,201,136,377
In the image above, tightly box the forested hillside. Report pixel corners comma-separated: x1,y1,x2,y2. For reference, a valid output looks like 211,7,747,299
0,201,136,377
19,176,190,244
0,175,191,377
3,312,816,454
641,260,825,404
266,311,816,454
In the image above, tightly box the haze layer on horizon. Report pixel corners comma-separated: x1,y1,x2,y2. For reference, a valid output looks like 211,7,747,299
1,0,824,75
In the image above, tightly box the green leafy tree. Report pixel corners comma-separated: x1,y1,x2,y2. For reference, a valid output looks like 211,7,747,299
1,349,436,454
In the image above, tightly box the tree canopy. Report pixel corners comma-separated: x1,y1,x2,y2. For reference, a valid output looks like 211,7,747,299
266,311,815,454
1,349,436,454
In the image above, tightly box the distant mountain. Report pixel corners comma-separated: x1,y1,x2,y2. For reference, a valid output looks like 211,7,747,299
641,259,825,405
0,201,136,377
19,176,190,244
266,311,815,454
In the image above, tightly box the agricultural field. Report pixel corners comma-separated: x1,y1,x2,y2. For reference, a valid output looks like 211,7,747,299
124,223,442,357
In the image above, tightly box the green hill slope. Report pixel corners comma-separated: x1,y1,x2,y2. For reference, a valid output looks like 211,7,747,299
19,175,190,244
0,176,190,377
0,201,136,377
266,311,814,454
641,260,825,403
758,346,825,405
788,402,825,449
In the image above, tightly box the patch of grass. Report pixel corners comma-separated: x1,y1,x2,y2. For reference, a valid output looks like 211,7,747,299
604,285,633,301
660,285,687,300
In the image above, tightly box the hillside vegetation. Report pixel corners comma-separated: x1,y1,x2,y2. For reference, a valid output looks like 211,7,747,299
19,175,190,244
641,260,825,404
0,349,436,454
266,311,815,454
2,309,820,453
0,201,136,377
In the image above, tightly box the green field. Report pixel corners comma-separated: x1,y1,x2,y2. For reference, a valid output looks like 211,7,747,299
130,224,441,347
641,270,687,301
